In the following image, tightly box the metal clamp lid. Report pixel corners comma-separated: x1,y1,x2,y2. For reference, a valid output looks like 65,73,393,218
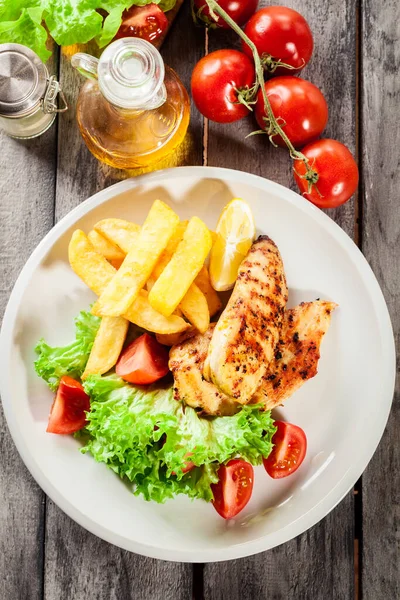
0,43,68,117
43,76,68,114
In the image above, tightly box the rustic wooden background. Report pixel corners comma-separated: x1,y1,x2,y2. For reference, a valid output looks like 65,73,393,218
0,0,398,598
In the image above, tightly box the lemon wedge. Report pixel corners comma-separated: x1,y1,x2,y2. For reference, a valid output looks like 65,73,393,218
209,199,256,291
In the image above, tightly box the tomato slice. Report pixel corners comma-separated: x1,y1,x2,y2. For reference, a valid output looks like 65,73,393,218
115,3,169,43
263,421,307,479
211,459,254,519
47,376,90,435
116,333,169,385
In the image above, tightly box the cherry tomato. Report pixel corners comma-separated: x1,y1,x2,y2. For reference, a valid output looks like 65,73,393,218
47,376,90,435
294,139,359,208
115,3,168,43
263,421,307,479
243,6,313,75
116,333,169,385
191,50,255,123
193,0,258,29
255,76,328,148
211,459,254,519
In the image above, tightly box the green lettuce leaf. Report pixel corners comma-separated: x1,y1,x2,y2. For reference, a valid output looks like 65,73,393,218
34,310,101,391
81,374,276,503
44,0,104,46
0,0,41,21
0,0,178,61
0,8,51,62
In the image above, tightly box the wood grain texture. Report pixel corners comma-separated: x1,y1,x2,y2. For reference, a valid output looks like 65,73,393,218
44,506,192,600
0,47,58,600
204,1,357,598
44,4,201,599
154,0,186,49
360,0,400,597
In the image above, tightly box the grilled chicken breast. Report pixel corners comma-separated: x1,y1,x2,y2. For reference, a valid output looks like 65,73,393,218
252,301,337,409
170,301,336,416
206,235,288,403
169,324,237,416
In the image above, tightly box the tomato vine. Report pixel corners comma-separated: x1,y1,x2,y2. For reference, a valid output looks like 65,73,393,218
202,0,320,191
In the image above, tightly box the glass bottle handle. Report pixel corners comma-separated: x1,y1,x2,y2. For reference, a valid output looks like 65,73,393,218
71,53,99,81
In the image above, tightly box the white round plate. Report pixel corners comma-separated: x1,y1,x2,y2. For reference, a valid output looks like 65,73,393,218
0,167,395,562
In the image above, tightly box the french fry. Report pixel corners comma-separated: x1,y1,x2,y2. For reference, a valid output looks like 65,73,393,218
146,220,188,289
148,217,212,317
68,230,189,334
195,266,222,317
123,289,190,335
69,230,115,296
156,327,197,347
88,230,125,262
82,316,129,379
94,218,140,253
179,283,210,333
94,200,180,317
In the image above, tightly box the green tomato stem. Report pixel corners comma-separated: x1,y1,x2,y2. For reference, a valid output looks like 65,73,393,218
203,0,316,173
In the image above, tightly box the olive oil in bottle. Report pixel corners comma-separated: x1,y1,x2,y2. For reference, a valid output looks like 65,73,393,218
72,38,190,170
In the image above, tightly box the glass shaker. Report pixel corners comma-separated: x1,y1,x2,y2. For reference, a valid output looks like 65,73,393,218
71,38,190,170
0,43,67,139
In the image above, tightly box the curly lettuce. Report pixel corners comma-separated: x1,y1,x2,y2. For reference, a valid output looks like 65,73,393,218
81,374,276,503
0,0,178,62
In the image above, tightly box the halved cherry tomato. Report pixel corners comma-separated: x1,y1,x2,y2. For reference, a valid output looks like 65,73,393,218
211,459,254,519
47,376,90,435
243,7,313,75
294,139,359,208
116,333,169,385
255,76,328,148
191,50,255,123
193,0,258,29
115,3,168,44
263,421,307,479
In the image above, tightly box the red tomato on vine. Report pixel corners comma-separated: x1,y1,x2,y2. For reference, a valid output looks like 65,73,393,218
255,76,328,148
294,139,359,208
191,49,255,123
243,6,313,75
193,0,259,29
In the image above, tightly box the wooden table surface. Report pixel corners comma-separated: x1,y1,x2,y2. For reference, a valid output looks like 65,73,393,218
0,1,398,598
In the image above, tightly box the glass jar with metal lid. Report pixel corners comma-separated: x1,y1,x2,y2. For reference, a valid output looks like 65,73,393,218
0,43,68,139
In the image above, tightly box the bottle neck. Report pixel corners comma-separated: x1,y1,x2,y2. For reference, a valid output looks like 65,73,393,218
98,38,167,111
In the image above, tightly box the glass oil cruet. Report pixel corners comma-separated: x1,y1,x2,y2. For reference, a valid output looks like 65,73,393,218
71,38,190,170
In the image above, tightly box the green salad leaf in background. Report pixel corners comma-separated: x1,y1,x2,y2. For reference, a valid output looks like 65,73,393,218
0,0,178,62
35,309,276,504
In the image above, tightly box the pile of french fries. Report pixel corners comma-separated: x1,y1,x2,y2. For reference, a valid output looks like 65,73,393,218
68,200,222,380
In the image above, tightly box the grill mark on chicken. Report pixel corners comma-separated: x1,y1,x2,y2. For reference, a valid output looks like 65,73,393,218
206,236,288,402
252,301,337,409
170,301,336,416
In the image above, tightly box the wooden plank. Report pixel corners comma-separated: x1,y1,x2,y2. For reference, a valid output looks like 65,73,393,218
44,505,193,600
44,3,203,598
0,49,58,600
204,1,357,597
360,0,400,598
